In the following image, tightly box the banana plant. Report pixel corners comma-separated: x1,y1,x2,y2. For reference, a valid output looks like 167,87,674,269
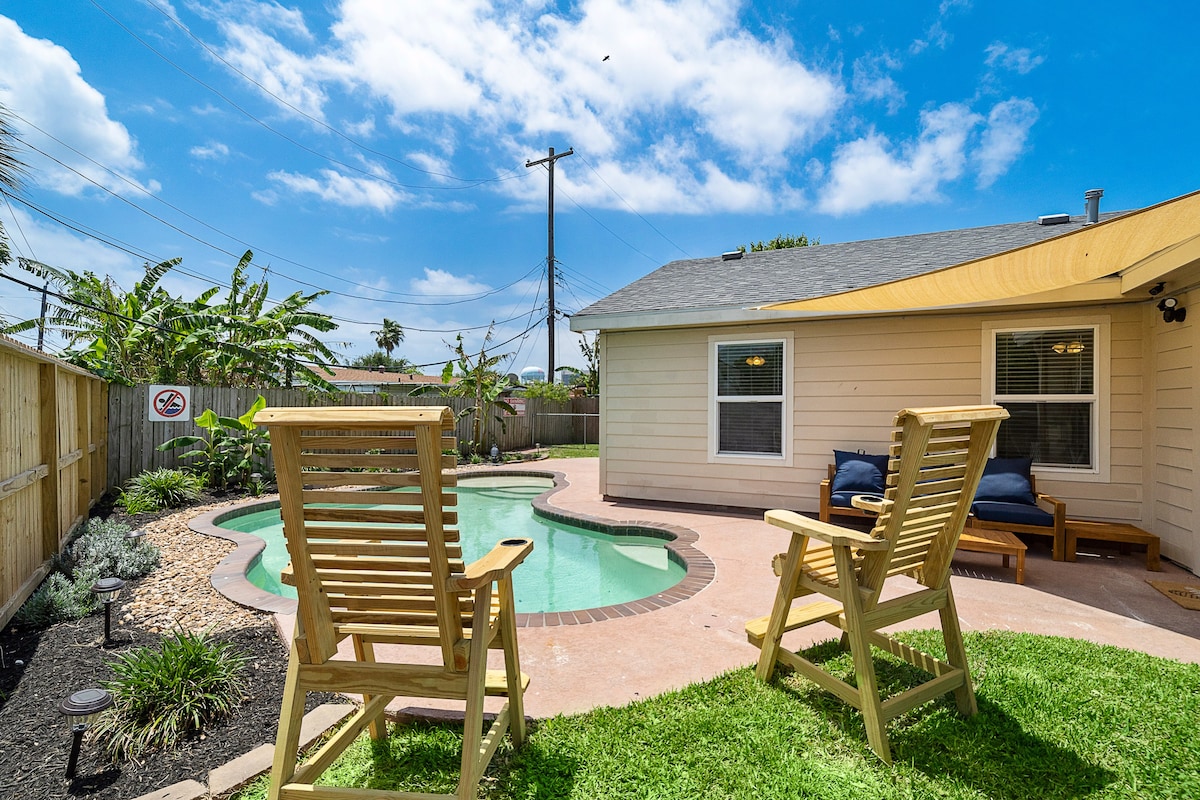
157,396,269,491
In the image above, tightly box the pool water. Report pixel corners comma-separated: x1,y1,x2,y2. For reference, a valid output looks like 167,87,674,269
224,476,687,613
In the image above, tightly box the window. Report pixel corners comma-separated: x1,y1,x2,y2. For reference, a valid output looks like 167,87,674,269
991,326,1097,470
710,337,788,460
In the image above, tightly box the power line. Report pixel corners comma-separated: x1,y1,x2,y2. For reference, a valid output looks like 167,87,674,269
575,151,691,259
555,180,662,266
11,119,540,308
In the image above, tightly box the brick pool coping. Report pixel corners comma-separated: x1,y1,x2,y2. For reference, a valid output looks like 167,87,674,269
188,469,715,627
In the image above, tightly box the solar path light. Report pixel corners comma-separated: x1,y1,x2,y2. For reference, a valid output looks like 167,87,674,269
90,577,125,646
58,688,113,779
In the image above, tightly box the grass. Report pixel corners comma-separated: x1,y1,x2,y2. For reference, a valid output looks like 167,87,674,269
232,631,1200,799
544,443,598,459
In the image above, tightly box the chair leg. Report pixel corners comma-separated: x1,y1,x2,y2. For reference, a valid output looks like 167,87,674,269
351,635,387,740
939,586,977,717
457,585,494,800
756,532,808,681
267,641,306,800
835,547,890,764
498,576,526,746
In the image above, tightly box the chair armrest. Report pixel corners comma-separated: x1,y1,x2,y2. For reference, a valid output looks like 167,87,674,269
448,537,534,591
818,476,833,522
1036,493,1067,525
1032,491,1070,527
764,509,889,550
850,495,885,515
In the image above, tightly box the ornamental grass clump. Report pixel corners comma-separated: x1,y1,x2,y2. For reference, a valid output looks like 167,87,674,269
93,628,250,759
119,467,204,513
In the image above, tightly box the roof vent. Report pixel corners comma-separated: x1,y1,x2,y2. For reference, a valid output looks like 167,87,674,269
1038,213,1070,226
1084,188,1104,224
721,250,743,261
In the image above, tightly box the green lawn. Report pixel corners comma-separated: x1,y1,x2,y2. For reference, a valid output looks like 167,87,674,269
233,631,1200,799
543,443,598,459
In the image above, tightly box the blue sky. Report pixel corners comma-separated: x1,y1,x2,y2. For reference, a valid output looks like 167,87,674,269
0,0,1196,376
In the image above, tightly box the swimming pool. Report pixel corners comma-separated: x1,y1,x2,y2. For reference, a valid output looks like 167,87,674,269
215,475,689,614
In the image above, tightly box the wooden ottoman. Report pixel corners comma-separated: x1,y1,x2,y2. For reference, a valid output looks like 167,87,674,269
956,528,1027,584
1064,520,1161,571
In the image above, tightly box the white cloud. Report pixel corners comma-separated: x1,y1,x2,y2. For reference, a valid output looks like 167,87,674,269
975,97,1038,187
212,0,843,206
0,16,152,197
190,141,231,160
852,52,905,114
409,268,491,297
818,102,981,214
265,167,405,211
984,42,1045,75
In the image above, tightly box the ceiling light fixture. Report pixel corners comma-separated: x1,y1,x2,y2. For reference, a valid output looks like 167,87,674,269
745,355,766,366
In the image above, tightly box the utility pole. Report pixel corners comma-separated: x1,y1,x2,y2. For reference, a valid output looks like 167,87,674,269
525,146,573,382
36,280,49,352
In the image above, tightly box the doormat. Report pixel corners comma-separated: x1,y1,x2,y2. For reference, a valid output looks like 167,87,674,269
1147,580,1200,610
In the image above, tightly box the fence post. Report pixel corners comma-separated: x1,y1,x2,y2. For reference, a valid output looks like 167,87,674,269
38,363,61,556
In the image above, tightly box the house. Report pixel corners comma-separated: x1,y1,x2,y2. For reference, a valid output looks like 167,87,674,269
570,189,1200,572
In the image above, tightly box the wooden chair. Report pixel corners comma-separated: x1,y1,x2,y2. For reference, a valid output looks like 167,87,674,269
745,405,1008,763
256,406,533,800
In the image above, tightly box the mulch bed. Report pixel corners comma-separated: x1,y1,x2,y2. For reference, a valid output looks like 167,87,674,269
0,495,345,800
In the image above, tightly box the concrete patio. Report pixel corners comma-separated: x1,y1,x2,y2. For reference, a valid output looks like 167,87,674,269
268,457,1200,720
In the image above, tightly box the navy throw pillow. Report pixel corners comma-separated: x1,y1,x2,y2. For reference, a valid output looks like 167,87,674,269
974,457,1036,505
831,450,889,494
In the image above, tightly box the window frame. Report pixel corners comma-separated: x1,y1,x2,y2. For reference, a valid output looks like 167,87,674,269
708,332,793,466
982,318,1110,481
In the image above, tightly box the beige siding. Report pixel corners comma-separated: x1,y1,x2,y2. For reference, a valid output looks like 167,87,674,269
600,305,1154,536
1150,289,1199,570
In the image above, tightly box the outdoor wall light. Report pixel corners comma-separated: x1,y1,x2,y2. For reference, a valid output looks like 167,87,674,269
58,688,113,779
1158,297,1187,323
90,577,125,646
745,355,767,366
1051,341,1085,354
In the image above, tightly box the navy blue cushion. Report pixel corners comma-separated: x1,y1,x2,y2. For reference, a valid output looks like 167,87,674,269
830,491,883,509
974,457,1037,505
831,450,889,494
971,500,1054,527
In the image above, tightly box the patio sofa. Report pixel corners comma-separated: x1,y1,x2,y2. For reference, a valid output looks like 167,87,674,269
965,457,1067,561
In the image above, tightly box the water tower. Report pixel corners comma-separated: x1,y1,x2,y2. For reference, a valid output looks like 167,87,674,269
519,365,547,384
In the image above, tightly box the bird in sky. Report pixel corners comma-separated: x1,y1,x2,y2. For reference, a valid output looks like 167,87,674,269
602,55,610,61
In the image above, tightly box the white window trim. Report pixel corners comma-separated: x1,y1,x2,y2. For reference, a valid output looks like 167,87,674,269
981,317,1110,482
708,331,793,466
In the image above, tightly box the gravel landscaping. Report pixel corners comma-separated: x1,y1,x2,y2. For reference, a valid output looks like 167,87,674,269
0,497,343,800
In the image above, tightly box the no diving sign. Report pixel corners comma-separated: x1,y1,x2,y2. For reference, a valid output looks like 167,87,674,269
148,385,192,422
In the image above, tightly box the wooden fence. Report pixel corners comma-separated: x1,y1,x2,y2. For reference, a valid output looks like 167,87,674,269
0,336,108,629
107,385,598,487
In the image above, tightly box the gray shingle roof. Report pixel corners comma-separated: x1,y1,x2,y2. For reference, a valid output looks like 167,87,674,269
576,211,1127,319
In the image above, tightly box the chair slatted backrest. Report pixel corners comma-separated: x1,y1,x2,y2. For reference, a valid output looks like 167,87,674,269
860,406,1008,592
256,406,464,666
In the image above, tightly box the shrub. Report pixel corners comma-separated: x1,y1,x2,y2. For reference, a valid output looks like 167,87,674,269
121,468,204,512
70,518,161,580
93,628,250,759
522,379,571,402
15,566,101,627
117,489,161,514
